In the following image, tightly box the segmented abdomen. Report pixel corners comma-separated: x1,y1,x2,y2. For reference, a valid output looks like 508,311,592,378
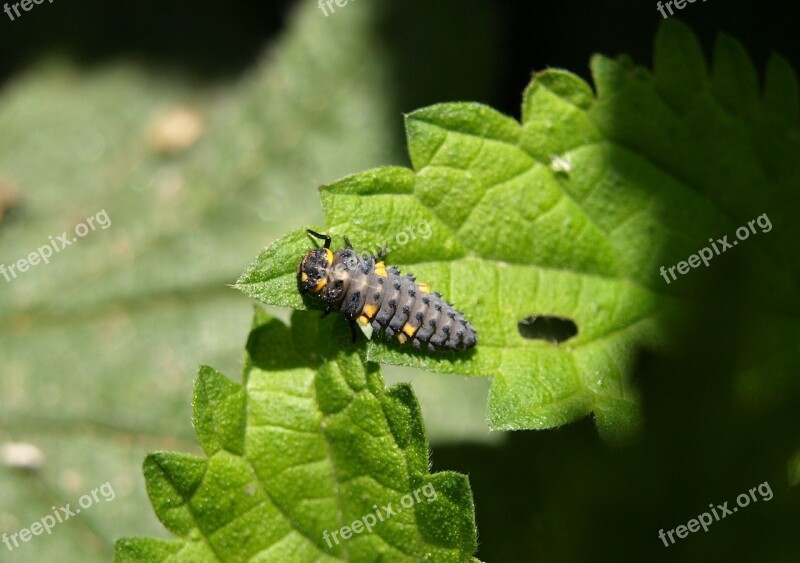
322,248,477,351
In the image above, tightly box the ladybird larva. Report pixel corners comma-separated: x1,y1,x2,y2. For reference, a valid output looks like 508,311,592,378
298,229,477,351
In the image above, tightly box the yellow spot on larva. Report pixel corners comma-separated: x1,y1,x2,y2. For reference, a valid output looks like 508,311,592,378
374,261,387,277
402,323,418,337
312,278,327,293
417,282,431,293
324,248,334,264
301,272,308,282
358,314,370,326
396,333,408,344
362,304,378,319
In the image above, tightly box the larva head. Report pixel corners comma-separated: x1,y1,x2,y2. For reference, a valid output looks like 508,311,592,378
298,247,334,294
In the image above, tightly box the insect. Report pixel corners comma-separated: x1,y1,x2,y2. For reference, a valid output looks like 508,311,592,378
297,229,477,351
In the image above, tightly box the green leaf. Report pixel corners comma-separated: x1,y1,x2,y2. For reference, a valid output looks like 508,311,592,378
237,20,800,441
116,308,477,562
115,538,185,562
193,366,247,457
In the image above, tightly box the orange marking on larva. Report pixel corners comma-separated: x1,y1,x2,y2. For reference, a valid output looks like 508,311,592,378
324,248,334,264
362,304,378,319
312,278,327,293
417,282,430,293
402,323,418,337
374,261,387,277
358,314,370,326
396,333,408,344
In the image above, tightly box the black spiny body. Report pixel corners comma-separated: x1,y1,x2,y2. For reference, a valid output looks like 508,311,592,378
297,230,477,351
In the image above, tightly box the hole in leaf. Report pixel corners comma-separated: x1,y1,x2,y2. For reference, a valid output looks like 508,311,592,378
518,315,578,344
